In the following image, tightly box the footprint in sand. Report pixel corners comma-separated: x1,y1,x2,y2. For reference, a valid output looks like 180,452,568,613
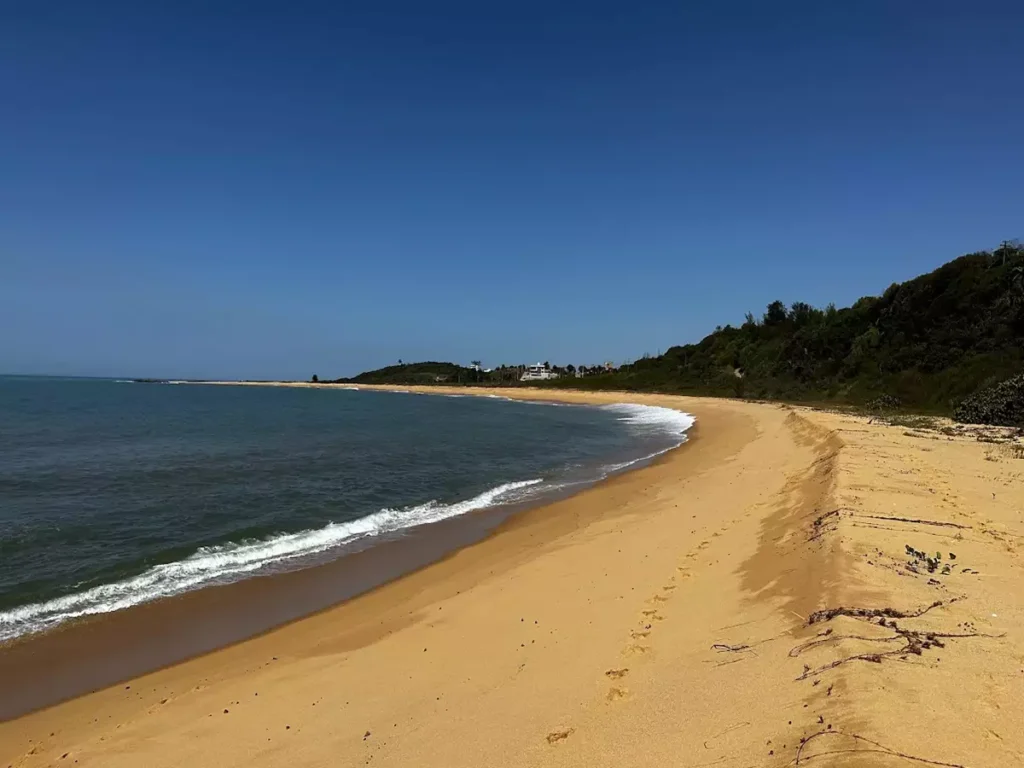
606,687,629,702
630,629,650,639
546,728,574,744
623,644,650,656
605,668,629,679
648,594,670,603
662,584,677,592
641,609,663,620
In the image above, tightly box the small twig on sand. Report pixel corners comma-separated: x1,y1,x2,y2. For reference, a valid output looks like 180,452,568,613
795,651,894,679
807,599,952,625
708,628,794,657
793,630,1002,679
712,657,746,668
791,629,1000,659
856,514,970,530
796,729,967,767
789,633,903,658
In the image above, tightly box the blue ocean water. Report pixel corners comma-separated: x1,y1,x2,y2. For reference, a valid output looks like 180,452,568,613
0,377,692,641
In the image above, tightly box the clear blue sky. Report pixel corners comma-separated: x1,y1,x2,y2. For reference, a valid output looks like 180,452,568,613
2,1,1022,379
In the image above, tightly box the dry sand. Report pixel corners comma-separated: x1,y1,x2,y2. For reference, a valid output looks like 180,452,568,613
2,386,1023,767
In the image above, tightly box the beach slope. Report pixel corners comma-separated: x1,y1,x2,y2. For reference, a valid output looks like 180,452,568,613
2,388,1022,767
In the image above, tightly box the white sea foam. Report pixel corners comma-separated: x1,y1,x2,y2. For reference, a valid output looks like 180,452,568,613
594,403,695,472
601,445,678,474
480,394,570,406
599,403,696,436
0,478,542,643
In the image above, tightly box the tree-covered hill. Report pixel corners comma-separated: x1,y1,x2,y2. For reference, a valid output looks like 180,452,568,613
337,242,1024,421
337,361,478,385
559,242,1023,414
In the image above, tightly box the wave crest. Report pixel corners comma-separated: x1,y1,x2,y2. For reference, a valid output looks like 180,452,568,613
0,479,542,642
600,402,696,435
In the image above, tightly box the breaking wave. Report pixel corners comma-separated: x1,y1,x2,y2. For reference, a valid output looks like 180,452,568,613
0,479,542,642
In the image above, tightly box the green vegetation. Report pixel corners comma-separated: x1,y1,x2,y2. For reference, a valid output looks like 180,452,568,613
338,361,509,386
337,242,1024,424
953,373,1024,426
879,414,941,431
552,241,1023,421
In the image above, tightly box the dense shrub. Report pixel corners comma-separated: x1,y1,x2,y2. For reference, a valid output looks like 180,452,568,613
866,394,902,412
953,374,1024,426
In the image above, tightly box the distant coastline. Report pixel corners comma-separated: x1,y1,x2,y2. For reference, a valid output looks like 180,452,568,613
278,242,1023,426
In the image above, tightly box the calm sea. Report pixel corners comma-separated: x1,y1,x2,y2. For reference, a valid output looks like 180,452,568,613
0,377,692,642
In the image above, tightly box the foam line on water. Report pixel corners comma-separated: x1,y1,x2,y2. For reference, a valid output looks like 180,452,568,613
598,402,696,436
597,403,695,471
0,479,542,643
601,444,678,474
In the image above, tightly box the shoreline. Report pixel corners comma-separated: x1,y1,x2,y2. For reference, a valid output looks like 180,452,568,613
0,384,696,719
3,388,1022,767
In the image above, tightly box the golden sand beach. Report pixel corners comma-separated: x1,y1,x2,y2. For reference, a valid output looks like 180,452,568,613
2,386,1022,767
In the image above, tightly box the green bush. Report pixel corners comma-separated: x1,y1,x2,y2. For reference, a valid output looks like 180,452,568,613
953,374,1024,426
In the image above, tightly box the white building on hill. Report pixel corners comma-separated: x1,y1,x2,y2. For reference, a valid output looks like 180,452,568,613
520,363,558,382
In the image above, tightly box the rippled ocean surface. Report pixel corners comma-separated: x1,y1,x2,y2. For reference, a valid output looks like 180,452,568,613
0,377,693,641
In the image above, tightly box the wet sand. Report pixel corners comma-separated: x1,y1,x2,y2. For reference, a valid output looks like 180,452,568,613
0,499,508,719
2,387,1023,767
